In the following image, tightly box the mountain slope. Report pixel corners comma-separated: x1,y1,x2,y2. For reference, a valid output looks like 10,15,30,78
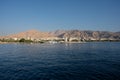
1,30,55,39
52,30,120,40
0,30,120,41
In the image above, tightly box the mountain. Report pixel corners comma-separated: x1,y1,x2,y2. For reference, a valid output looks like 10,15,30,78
0,30,55,40
49,30,67,37
52,30,120,41
0,29,120,41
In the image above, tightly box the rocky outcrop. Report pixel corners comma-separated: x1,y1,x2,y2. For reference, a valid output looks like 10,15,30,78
52,30,120,41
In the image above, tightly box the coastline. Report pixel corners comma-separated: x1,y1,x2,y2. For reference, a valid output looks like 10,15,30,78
0,41,120,45
0,42,8,44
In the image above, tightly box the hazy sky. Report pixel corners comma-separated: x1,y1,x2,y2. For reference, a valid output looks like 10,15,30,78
0,0,120,34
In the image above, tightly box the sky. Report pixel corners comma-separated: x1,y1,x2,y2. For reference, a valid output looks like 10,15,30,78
0,0,120,35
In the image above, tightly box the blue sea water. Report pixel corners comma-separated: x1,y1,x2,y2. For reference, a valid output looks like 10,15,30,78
0,42,120,80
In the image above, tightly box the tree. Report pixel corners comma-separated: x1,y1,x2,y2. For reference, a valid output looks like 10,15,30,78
19,38,25,42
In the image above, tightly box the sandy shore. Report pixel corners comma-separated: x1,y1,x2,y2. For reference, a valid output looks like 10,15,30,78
0,42,8,44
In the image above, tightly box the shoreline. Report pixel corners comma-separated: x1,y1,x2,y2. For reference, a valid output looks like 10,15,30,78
0,42,8,44
0,41,120,44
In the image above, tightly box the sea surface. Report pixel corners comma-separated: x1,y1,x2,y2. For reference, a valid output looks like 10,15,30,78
0,42,120,80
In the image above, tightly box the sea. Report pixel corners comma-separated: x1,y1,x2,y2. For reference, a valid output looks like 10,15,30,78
0,42,120,80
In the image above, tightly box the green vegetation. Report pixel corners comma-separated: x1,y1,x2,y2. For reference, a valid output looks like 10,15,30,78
53,39,65,42
71,39,79,42
0,38,19,42
0,38,33,43
0,38,120,44
39,41,45,43
19,38,25,42
19,38,33,43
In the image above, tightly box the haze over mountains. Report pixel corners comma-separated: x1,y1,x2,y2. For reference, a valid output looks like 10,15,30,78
0,29,120,41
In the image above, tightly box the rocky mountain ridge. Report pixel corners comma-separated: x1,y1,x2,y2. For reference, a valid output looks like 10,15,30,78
0,29,120,41
50,30,120,41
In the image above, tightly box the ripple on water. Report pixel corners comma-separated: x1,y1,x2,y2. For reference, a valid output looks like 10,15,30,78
0,42,120,80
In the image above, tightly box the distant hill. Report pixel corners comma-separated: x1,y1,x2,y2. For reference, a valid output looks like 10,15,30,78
0,29,120,41
50,30,120,41
0,30,55,40
49,30,67,37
